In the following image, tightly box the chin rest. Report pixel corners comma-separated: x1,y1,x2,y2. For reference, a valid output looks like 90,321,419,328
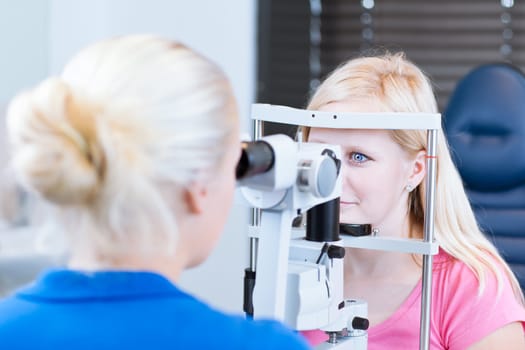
444,63,525,290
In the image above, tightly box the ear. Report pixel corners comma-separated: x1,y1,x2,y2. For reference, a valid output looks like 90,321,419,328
183,182,208,214
407,150,427,188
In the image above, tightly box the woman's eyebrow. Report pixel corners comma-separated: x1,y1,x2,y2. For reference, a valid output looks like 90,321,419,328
341,144,380,158
308,136,380,157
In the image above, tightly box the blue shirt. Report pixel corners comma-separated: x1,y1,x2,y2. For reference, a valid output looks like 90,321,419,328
0,269,310,350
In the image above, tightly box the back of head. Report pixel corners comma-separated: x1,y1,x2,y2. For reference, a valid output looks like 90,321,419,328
6,35,238,259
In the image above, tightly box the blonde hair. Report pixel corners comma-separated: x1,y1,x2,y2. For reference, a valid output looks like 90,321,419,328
6,35,238,259
306,52,524,304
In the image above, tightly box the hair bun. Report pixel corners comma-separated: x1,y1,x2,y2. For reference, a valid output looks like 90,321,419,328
6,77,104,205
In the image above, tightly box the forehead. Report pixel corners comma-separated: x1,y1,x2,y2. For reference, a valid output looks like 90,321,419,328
308,128,394,148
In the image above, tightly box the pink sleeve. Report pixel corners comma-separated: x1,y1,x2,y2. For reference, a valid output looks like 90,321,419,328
438,260,525,349
300,329,328,346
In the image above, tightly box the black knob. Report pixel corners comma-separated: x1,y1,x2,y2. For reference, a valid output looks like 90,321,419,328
327,245,345,259
352,316,369,330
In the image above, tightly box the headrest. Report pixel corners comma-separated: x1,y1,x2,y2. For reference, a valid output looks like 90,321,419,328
444,63,525,192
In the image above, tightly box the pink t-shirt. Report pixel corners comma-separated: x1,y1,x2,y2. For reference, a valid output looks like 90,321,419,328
302,249,525,349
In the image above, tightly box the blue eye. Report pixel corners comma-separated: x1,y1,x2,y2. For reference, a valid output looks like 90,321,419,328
350,152,369,163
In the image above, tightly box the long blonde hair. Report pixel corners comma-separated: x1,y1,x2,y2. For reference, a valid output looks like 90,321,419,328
306,52,524,304
6,35,238,260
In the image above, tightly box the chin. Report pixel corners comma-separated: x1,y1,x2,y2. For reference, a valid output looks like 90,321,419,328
186,248,214,269
340,216,369,225
186,257,206,269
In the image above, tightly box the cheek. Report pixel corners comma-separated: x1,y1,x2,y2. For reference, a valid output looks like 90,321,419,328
214,173,236,231
221,172,236,208
342,168,379,195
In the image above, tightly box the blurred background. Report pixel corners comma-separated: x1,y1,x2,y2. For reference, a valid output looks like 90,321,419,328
1,0,524,314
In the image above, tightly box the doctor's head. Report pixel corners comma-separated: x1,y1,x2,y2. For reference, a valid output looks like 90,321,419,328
6,35,239,269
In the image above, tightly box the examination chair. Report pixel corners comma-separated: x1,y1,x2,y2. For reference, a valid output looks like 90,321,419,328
444,63,525,291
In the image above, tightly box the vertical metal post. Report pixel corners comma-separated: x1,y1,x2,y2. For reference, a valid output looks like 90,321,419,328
249,119,264,271
419,129,438,350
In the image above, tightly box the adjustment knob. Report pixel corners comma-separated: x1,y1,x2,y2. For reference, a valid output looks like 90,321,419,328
298,153,338,197
327,245,345,259
352,316,370,331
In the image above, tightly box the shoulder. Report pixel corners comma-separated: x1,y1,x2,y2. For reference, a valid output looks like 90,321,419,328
0,288,309,350
0,292,39,346
193,301,310,349
239,318,310,349
432,249,482,292
432,249,519,304
133,289,308,349
432,250,525,349
0,291,37,321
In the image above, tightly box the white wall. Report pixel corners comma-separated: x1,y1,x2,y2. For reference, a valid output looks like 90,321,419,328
48,0,255,132
0,0,50,104
0,0,50,166
1,0,256,314
0,1,50,233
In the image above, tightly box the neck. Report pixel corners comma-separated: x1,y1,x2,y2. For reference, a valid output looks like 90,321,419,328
343,204,422,275
344,248,421,279
68,248,187,285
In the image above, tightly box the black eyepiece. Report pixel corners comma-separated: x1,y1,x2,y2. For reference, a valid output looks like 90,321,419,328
236,141,275,180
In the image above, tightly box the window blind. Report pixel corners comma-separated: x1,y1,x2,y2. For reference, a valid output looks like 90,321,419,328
256,0,525,134
321,0,525,110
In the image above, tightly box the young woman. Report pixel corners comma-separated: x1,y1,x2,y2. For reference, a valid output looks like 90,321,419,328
303,53,525,349
0,35,310,350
